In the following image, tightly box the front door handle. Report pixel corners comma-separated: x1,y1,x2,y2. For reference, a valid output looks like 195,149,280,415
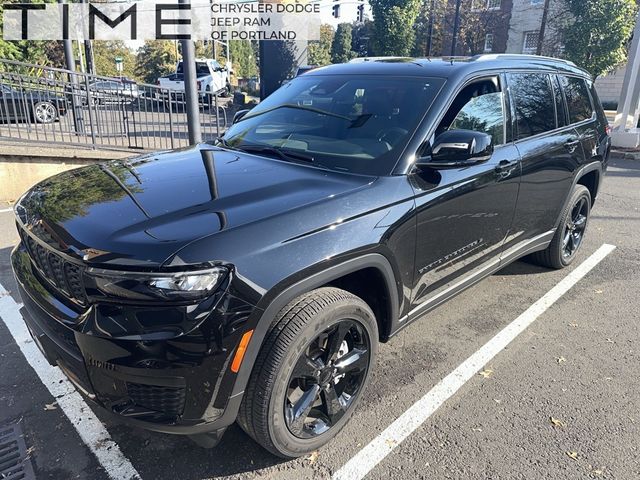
565,140,580,153
495,159,518,174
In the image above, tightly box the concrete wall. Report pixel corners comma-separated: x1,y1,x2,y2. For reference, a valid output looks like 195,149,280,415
595,65,626,106
0,146,134,204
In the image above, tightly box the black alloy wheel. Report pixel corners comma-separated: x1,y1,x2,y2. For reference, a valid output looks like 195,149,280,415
237,287,378,458
562,195,589,259
284,319,371,439
531,184,591,269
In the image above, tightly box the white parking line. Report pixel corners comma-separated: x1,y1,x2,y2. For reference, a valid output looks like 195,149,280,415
0,208,14,214
0,284,140,480
333,243,616,480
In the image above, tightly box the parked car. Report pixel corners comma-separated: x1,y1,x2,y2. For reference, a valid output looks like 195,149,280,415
89,79,140,105
0,84,67,123
12,55,610,458
157,58,232,102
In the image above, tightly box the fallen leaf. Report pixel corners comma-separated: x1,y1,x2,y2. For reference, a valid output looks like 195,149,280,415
44,402,58,411
566,451,579,460
594,289,603,294
479,369,493,378
569,322,579,328
606,338,615,344
385,438,397,448
307,451,319,465
472,427,482,432
550,417,566,428
556,356,566,364
493,398,502,404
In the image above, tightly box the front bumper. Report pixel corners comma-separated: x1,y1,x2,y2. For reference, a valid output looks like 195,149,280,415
11,242,257,435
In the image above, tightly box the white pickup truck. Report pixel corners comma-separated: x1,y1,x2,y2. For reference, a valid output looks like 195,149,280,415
157,58,232,101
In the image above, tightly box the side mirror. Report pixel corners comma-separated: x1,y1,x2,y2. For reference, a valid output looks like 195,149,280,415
416,129,494,169
232,109,250,124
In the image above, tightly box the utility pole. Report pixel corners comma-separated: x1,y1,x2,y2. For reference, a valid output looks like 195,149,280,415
536,0,551,56
450,0,462,56
59,0,84,134
178,0,202,144
80,0,95,74
426,0,436,56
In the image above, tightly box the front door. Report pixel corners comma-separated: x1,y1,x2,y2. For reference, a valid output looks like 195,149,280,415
410,75,521,311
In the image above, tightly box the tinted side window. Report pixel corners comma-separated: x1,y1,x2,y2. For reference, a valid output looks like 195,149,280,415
560,76,594,124
507,73,556,140
552,75,568,128
436,77,505,145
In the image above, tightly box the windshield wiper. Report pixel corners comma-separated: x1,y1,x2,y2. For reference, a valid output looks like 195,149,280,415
237,144,317,164
237,103,353,123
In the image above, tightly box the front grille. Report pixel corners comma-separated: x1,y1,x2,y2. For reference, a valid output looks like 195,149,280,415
20,229,87,306
127,382,186,417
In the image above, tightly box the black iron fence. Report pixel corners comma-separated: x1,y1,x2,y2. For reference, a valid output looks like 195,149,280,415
0,59,228,151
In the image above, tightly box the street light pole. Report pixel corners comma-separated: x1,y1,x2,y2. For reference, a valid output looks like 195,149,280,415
451,0,462,56
178,0,202,144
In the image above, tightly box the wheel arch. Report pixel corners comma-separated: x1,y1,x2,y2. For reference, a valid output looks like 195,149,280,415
230,253,399,399
555,161,603,229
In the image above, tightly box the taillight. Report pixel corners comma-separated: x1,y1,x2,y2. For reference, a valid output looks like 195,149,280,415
605,124,612,136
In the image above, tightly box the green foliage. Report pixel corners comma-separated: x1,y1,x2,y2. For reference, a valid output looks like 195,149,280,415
308,24,335,66
93,41,136,79
135,40,179,84
563,0,638,77
0,0,64,67
351,20,373,57
331,23,356,64
369,0,422,56
228,40,258,78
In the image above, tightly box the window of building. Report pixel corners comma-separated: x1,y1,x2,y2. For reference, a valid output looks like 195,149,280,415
484,34,494,53
507,73,556,140
472,0,501,11
560,76,594,124
522,31,540,54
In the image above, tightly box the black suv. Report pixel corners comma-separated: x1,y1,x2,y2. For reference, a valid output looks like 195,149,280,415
12,55,609,457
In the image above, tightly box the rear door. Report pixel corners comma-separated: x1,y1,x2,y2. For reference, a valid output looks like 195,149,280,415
503,71,584,253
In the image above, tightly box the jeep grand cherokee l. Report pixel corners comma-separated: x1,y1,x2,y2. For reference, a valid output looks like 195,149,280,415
11,55,610,457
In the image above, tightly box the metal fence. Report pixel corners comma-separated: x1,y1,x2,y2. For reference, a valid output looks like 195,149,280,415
0,59,228,151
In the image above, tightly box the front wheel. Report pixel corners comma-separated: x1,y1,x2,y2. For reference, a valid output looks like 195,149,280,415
531,184,591,269
237,287,378,458
32,101,57,124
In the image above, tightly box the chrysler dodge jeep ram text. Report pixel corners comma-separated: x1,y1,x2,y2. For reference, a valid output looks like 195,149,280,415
12,55,610,457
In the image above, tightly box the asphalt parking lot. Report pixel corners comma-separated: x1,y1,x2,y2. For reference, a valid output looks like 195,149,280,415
0,153,638,480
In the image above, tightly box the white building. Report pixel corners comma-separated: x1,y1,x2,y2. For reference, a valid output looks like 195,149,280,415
309,0,372,29
506,0,566,57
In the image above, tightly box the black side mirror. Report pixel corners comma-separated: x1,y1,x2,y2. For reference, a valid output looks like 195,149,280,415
232,109,250,124
416,129,494,169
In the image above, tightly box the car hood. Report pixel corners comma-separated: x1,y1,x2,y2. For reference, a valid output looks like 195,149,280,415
15,144,374,267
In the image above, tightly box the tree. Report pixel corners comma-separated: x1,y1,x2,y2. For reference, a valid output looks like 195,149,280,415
92,41,136,79
563,0,638,77
369,0,422,56
308,24,334,66
352,20,374,57
228,40,258,78
135,41,178,84
331,23,356,63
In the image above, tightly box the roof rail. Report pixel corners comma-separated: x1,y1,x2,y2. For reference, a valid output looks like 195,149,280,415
472,54,577,67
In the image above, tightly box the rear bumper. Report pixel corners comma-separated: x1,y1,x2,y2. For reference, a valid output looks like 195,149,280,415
11,242,256,435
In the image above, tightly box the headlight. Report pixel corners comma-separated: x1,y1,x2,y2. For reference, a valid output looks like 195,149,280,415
86,267,227,303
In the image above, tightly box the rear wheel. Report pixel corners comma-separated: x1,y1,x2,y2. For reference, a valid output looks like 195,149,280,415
237,287,377,458
531,184,591,269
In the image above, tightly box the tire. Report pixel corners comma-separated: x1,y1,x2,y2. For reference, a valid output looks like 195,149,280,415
237,287,378,458
32,101,57,124
530,184,591,269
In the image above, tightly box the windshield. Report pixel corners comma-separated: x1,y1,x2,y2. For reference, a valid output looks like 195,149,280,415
222,75,445,175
